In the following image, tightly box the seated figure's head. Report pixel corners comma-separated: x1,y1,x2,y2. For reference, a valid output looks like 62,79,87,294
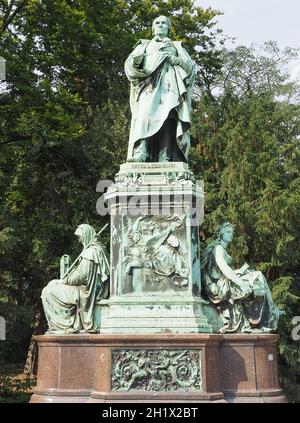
152,15,171,38
215,222,234,244
75,224,96,248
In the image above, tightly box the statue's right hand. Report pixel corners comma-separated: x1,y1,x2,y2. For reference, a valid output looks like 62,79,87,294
166,54,180,66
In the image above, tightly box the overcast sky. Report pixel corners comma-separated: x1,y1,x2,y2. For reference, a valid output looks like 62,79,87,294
197,0,300,79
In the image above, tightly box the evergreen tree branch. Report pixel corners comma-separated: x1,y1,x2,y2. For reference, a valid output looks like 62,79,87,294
1,0,28,33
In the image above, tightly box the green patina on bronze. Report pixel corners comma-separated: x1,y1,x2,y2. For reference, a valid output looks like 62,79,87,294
125,15,195,162
111,349,202,391
40,16,281,338
202,222,282,333
42,224,110,334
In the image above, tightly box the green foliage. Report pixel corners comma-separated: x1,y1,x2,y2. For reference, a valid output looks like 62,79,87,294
0,304,35,365
0,373,35,403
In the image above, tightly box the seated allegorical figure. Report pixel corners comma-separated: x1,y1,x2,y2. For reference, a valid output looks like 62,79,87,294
41,224,110,334
202,222,282,333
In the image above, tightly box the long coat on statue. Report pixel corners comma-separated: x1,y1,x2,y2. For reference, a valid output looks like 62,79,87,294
125,38,195,161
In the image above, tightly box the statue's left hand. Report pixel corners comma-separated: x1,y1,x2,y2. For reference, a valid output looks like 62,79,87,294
166,54,180,66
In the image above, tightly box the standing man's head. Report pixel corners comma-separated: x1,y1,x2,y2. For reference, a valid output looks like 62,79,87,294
152,15,171,38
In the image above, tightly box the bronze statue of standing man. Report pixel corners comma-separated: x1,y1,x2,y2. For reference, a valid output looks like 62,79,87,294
125,16,195,163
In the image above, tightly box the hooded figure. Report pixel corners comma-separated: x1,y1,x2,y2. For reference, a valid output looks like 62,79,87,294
42,224,110,334
125,15,195,162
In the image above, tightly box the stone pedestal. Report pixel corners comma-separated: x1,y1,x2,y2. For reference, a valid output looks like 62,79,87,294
31,163,287,404
30,334,287,403
221,334,286,403
100,162,211,334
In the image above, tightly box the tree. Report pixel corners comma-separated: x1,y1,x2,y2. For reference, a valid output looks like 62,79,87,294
0,0,29,33
192,43,300,402
0,0,223,372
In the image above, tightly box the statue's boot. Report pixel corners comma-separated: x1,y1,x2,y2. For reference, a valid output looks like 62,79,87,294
128,139,148,162
158,147,170,162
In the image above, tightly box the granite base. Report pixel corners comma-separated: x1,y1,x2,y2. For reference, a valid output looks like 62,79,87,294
30,333,287,403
